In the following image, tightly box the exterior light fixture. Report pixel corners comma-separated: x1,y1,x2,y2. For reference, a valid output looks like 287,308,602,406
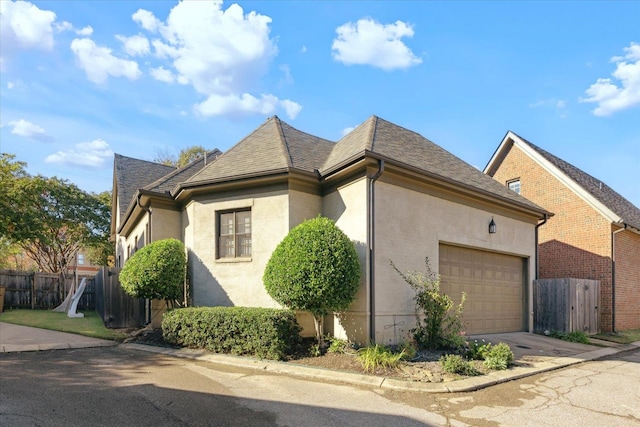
489,217,497,234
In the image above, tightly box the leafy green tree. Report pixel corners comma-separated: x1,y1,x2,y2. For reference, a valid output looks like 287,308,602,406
0,154,111,273
119,238,186,303
85,191,115,266
154,145,206,167
263,216,361,347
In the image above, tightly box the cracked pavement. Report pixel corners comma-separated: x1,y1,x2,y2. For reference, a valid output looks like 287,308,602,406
1,346,639,426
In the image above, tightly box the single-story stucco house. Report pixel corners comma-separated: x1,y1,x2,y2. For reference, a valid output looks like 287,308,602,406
111,116,551,344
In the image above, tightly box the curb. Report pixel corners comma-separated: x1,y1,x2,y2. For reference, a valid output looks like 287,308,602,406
119,341,640,393
1,340,118,353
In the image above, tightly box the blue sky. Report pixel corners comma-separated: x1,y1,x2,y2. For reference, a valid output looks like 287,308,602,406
1,1,639,207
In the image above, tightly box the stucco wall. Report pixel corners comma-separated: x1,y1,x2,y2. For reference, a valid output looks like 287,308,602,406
152,207,181,241
323,177,369,344
373,179,537,344
491,144,616,331
185,190,290,310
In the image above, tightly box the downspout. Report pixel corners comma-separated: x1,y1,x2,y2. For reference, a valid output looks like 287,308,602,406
534,214,548,279
137,193,152,324
368,159,384,342
611,225,627,333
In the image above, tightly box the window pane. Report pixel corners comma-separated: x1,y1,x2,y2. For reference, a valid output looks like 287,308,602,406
220,213,234,235
236,211,251,234
237,234,252,256
219,235,235,257
508,180,520,194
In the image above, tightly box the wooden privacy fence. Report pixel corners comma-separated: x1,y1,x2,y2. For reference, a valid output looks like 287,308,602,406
94,267,146,329
533,278,600,334
0,270,96,310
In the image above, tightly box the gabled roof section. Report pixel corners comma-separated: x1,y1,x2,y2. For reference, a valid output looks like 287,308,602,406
187,116,334,184
486,131,640,230
114,154,176,219
145,149,222,194
323,116,547,213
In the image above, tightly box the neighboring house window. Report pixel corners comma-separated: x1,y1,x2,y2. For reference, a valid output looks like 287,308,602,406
77,254,84,265
507,179,521,194
218,209,252,258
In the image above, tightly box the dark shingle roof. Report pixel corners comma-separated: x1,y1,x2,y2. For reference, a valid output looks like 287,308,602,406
114,154,176,219
513,132,640,229
323,116,546,213
146,149,222,194
187,116,334,184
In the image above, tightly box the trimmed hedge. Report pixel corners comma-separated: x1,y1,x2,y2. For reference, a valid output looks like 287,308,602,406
162,306,302,360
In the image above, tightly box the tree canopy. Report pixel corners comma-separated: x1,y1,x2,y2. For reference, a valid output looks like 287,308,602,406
119,238,186,302
0,153,112,273
263,216,361,345
154,145,207,167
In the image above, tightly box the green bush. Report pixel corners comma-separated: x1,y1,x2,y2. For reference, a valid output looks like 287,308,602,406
466,339,492,360
482,342,514,370
263,216,361,346
391,258,466,350
327,336,350,354
358,344,405,373
120,238,186,301
550,330,590,344
162,306,302,360
439,354,480,376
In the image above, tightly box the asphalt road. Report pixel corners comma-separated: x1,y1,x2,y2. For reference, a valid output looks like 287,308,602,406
1,346,639,426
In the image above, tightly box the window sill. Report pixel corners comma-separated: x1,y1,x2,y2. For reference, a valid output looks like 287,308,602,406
216,257,252,263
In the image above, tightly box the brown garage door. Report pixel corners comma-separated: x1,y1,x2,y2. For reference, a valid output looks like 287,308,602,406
439,244,526,334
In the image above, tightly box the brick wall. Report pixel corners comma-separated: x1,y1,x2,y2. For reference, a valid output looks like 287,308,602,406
491,143,616,331
614,229,640,330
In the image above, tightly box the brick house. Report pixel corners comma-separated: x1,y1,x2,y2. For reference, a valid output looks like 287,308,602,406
112,116,550,343
485,131,640,332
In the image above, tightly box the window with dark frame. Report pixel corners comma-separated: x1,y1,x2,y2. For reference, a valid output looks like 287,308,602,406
218,209,252,258
507,179,521,194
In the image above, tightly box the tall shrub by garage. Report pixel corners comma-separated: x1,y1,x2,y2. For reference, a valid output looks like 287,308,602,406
120,238,186,304
263,216,361,347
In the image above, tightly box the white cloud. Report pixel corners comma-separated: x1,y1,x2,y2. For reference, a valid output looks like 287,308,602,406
45,138,114,168
341,126,355,137
0,0,56,53
54,21,72,33
115,34,150,56
71,38,142,84
332,18,422,70
131,2,298,119
279,99,302,119
7,82,14,89
76,25,93,36
556,100,567,108
195,93,301,119
580,42,640,116
7,118,52,142
132,8,161,33
150,66,175,83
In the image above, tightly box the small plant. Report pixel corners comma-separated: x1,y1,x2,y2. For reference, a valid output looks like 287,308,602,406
327,336,349,354
548,330,591,344
397,341,418,361
357,344,405,373
482,342,514,370
391,258,466,350
309,343,322,357
440,354,480,376
466,339,492,360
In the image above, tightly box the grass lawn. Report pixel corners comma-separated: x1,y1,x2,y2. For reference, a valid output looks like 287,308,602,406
0,309,131,342
592,329,640,345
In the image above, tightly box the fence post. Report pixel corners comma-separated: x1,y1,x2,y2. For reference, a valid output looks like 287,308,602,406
31,272,36,309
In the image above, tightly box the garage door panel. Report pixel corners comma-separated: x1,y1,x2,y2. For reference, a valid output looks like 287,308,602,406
439,244,526,334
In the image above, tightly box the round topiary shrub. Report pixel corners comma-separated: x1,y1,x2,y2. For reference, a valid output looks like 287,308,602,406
263,216,361,345
120,238,186,301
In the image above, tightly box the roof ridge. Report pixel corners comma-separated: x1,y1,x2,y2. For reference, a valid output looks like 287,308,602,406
370,115,379,152
274,116,294,168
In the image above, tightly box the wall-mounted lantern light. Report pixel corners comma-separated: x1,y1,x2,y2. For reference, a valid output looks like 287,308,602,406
489,217,497,234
